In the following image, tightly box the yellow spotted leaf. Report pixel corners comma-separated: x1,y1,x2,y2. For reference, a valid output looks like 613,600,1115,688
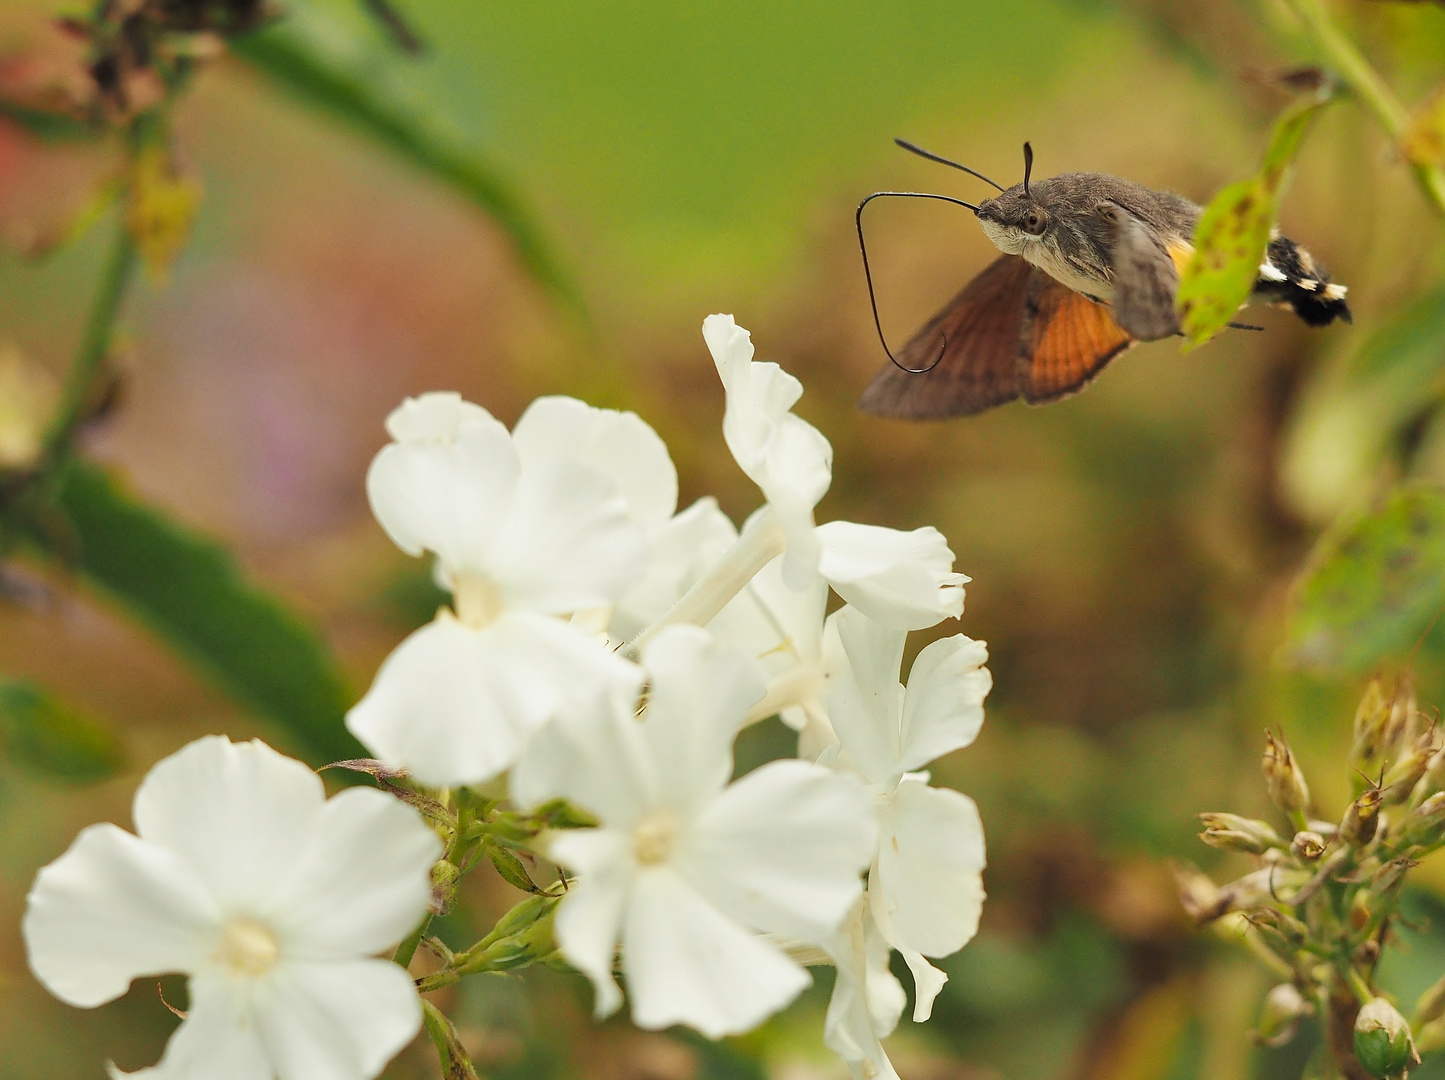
1177,89,1330,349
126,144,203,279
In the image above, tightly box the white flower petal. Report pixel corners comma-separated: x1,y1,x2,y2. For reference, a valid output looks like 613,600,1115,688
270,789,441,960
256,959,422,1080
715,545,827,670
132,736,323,914
513,396,678,530
382,391,496,443
623,867,810,1037
898,947,948,1023
641,626,764,816
493,456,648,614
897,635,990,774
511,690,653,826
365,415,517,571
679,759,874,941
24,824,217,1008
107,970,271,1079
549,829,634,1019
826,607,907,786
822,902,902,1080
613,497,738,642
702,315,832,584
347,611,636,788
871,778,985,958
816,522,967,631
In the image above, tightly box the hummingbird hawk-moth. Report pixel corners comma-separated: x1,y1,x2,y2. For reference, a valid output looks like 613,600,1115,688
857,141,1351,420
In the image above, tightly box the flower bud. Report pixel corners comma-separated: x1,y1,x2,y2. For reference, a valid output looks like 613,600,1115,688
1198,813,1284,855
1382,729,1440,805
1350,890,1373,933
1264,731,1310,816
430,859,461,915
1354,998,1419,1079
1256,983,1310,1048
1354,677,1392,769
1291,830,1326,860
1341,787,1383,847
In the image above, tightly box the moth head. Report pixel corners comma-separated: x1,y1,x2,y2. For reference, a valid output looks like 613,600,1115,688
975,187,1052,253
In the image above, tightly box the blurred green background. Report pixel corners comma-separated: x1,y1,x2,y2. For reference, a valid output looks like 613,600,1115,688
2,0,1445,1077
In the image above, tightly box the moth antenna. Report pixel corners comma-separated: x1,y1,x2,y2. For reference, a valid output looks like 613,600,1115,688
893,138,1006,192
1022,141,1034,197
856,190,981,375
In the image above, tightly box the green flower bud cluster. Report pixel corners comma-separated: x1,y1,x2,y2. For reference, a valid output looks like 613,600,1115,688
1179,677,1445,1079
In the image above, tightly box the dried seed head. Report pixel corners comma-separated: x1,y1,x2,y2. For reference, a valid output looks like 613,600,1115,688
1291,830,1326,860
1263,731,1310,816
1341,787,1383,847
1198,813,1284,855
1354,677,1392,768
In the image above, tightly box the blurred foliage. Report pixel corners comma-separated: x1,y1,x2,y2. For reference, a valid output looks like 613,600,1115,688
0,0,1444,1078
28,459,362,766
1286,486,1445,674
0,677,123,782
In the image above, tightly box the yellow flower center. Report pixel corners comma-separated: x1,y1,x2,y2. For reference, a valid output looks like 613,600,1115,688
452,573,504,629
215,916,280,978
632,811,680,866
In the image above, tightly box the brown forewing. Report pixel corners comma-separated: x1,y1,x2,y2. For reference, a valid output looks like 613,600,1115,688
1017,273,1135,404
857,254,1034,419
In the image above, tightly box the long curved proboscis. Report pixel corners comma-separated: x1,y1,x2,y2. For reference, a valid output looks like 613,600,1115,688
893,138,1006,193
856,190,982,376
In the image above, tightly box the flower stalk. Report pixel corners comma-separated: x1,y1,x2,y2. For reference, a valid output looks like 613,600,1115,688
1285,0,1445,214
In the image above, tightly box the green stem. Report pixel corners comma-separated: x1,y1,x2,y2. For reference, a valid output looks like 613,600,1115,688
392,912,432,969
1287,0,1445,214
43,222,137,465
1346,965,1374,1004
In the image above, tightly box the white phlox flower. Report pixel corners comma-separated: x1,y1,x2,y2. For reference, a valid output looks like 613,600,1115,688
816,520,968,631
823,900,907,1080
347,391,649,787
610,496,738,644
702,314,832,588
511,624,878,1038
711,516,969,759
23,735,442,1080
710,543,838,758
823,604,990,1019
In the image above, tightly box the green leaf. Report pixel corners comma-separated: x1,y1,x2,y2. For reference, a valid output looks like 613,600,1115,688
1285,485,1445,674
0,679,124,783
1177,89,1331,348
229,8,579,309
32,459,363,765
420,1000,481,1080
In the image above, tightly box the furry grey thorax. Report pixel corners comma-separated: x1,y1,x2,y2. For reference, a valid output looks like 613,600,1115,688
974,173,1200,304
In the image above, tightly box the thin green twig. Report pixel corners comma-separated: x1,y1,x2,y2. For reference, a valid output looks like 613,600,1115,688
1287,0,1445,214
42,221,136,465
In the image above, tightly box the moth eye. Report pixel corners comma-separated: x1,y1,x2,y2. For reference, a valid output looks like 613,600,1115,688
1023,210,1046,236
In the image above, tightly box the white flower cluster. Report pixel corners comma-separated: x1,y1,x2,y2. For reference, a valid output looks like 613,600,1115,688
22,315,990,1080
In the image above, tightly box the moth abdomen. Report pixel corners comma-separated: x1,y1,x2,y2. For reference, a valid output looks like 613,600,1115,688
1253,236,1352,327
